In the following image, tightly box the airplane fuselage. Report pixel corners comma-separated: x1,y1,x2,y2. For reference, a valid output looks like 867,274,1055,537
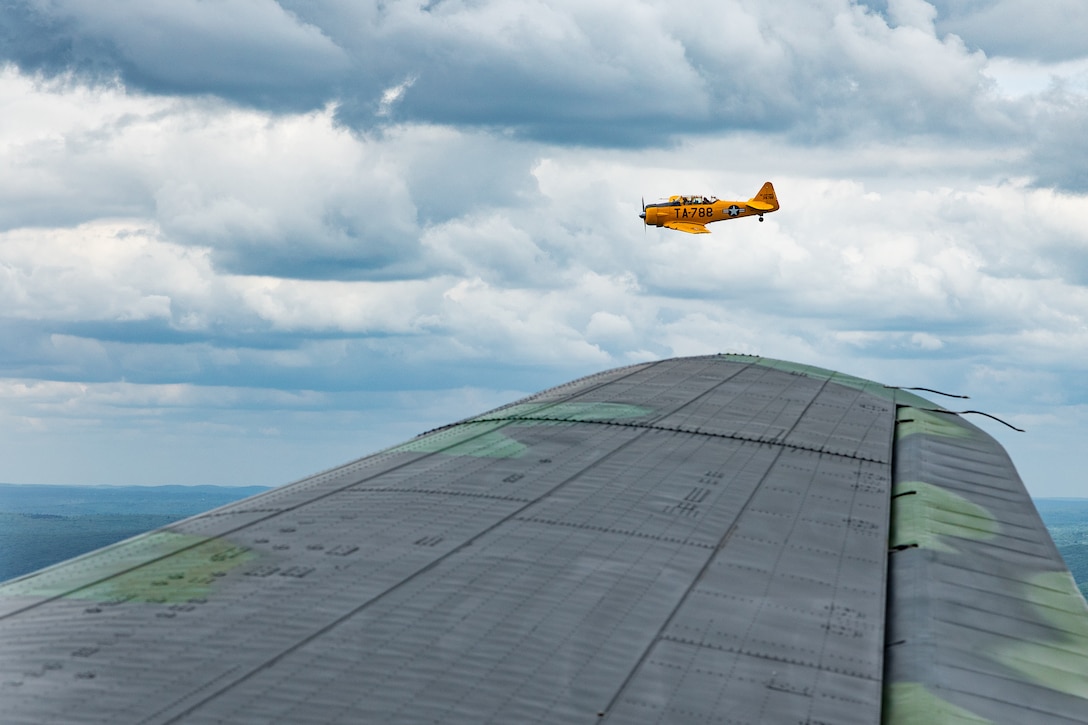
640,182,779,234
642,199,756,225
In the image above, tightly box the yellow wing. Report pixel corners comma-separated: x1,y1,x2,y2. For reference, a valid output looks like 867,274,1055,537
663,221,710,234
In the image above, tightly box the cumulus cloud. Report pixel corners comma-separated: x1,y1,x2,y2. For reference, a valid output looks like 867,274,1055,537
321,0,1012,145
0,0,348,107
1,1,1083,199
1028,90,1088,191
0,0,1051,146
0,375,523,485
2,2,1088,495
0,73,416,278
930,0,1088,63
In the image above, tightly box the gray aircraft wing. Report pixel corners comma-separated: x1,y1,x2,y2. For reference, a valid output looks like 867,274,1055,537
2,355,1086,723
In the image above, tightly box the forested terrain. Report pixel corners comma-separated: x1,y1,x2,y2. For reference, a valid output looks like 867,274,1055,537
1035,499,1088,600
0,484,268,582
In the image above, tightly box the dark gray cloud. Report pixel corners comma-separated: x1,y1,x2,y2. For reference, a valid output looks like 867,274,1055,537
0,312,593,397
300,0,1016,145
396,132,542,226
0,0,347,109
1028,90,1088,192
930,0,1088,62
0,1,1027,148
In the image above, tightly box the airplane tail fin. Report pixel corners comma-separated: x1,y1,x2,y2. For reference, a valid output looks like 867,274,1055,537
747,181,779,212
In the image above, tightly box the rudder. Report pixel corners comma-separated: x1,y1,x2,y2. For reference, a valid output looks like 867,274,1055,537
749,181,779,211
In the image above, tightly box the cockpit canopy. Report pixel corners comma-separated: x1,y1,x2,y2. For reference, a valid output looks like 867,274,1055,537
665,195,718,205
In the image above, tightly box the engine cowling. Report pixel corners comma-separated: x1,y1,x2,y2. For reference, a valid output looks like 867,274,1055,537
642,206,666,227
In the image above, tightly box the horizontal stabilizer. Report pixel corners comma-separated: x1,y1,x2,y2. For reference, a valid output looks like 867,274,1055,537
746,201,774,211
664,221,710,234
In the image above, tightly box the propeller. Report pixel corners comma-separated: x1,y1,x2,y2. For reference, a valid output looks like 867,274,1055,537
639,197,646,220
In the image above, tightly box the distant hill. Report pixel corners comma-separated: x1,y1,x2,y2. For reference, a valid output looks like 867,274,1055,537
0,483,270,516
1035,498,1088,601
0,484,269,582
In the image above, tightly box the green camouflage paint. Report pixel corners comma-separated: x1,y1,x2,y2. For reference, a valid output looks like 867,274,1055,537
882,682,993,725
396,403,655,459
895,406,975,441
997,570,1088,699
393,420,529,459
0,531,255,604
890,480,999,552
479,401,653,423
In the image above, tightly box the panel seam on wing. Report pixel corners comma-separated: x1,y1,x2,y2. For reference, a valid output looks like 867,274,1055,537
465,415,889,464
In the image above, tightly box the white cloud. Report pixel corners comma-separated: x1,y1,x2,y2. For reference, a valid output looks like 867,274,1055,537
887,0,936,32
1,4,1088,496
0,222,196,322
420,213,553,285
586,311,635,345
984,57,1088,99
910,331,943,350
376,75,417,117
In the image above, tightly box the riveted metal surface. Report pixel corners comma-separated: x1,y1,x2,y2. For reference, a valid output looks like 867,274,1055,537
0,355,905,723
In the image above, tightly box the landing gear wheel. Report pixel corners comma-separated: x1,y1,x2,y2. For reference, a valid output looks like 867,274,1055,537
758,215,764,223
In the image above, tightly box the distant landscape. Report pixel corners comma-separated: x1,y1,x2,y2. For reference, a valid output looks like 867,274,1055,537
0,484,268,582
1,484,1087,602
1035,499,1088,601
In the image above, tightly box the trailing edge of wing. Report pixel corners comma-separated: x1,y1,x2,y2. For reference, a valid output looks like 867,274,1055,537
663,221,710,234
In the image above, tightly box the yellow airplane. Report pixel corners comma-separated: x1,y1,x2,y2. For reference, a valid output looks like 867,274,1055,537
640,181,779,233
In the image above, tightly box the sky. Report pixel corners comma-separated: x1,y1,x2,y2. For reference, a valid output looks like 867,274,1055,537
0,0,1086,497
